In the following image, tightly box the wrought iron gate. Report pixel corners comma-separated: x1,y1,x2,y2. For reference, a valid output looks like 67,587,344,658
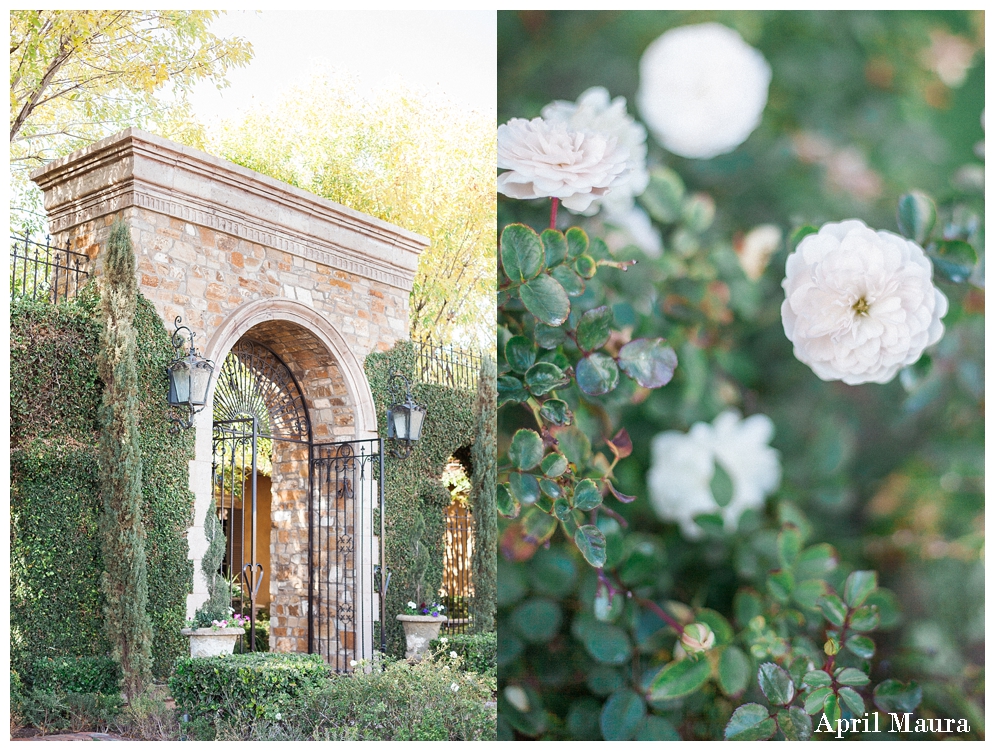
210,339,384,669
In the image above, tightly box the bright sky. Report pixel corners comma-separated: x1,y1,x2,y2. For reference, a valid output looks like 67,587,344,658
188,10,496,125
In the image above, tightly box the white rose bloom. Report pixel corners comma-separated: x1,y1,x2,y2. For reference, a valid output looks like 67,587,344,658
450,682,460,693
497,117,630,213
541,86,649,217
604,205,663,257
637,23,771,159
781,220,948,385
647,410,781,539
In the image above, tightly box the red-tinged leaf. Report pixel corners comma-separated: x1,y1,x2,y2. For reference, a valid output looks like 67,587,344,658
605,478,636,504
607,428,632,459
500,522,537,562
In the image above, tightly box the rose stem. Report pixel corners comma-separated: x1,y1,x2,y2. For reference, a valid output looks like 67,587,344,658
550,197,559,229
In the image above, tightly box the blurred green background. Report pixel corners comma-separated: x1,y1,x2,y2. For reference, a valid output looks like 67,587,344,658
497,10,983,740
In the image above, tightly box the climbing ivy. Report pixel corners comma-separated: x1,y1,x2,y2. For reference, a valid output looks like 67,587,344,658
365,341,477,656
10,285,195,681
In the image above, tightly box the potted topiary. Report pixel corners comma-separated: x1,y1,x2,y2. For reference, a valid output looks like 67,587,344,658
181,506,245,657
396,600,447,660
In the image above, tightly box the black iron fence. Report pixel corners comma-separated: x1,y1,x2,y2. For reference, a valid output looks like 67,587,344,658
441,501,474,635
414,339,481,391
10,234,90,305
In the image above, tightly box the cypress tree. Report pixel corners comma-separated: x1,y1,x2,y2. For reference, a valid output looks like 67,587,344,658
469,357,497,633
98,221,153,700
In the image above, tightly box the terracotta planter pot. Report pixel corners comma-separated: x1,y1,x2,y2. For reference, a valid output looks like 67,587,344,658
396,614,447,660
180,627,244,658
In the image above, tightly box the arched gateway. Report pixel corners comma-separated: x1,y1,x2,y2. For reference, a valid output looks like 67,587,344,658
30,129,428,668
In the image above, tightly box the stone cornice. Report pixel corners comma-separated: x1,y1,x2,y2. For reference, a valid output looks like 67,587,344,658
30,128,427,292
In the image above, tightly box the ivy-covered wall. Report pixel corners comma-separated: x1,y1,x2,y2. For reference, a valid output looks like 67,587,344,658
10,288,195,679
365,341,477,656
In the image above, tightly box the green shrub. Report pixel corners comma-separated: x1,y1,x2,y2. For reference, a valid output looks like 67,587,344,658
168,653,330,723
215,654,496,741
431,632,496,678
30,655,121,695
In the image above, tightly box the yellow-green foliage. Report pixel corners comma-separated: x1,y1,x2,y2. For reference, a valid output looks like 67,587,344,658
365,341,476,656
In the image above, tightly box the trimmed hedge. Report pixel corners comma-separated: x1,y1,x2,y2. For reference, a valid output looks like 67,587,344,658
365,341,477,657
31,656,121,695
169,653,331,722
214,654,497,741
10,288,195,679
431,632,497,678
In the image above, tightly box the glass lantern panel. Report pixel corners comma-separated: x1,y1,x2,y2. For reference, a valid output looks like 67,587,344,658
189,360,213,406
407,406,426,442
391,406,410,440
169,361,191,404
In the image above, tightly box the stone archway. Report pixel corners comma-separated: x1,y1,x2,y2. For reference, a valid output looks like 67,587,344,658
29,128,428,660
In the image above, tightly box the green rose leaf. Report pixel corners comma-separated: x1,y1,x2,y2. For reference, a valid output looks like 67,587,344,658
790,224,819,251
817,594,847,626
929,239,978,283
848,605,880,632
649,657,712,702
539,478,562,501
767,569,794,603
524,361,569,396
566,226,589,258
896,190,937,245
496,484,520,519
777,707,813,741
576,305,614,352
864,588,900,629
758,662,795,706
777,526,802,568
635,716,680,741
573,253,597,279
509,429,544,470
576,353,620,396
600,689,646,742
724,703,776,741
718,645,751,697
539,398,573,426
793,579,829,611
505,335,537,373
822,693,841,728
843,570,877,608
521,507,557,545
581,620,632,665
710,462,734,507
795,543,839,580
846,635,875,659
640,167,685,224
508,471,540,506
520,273,570,327
552,495,572,521
497,375,529,407
803,669,832,689
804,686,832,716
534,322,567,349
550,264,586,297
618,338,678,388
838,686,865,717
511,597,562,643
541,228,568,268
501,223,544,283
873,679,923,714
836,667,870,687
541,452,568,478
682,192,715,233
574,524,607,568
572,478,602,511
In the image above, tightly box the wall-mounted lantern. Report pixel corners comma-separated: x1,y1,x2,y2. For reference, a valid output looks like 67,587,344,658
166,316,215,432
386,372,426,458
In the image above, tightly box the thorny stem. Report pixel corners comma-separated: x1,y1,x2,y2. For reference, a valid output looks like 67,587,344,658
550,197,559,229
600,570,683,632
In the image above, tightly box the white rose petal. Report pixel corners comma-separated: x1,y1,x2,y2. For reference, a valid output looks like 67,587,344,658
781,220,948,385
407,601,417,609
542,86,649,217
497,117,631,213
450,651,458,659
451,682,460,693
638,23,771,159
736,224,783,281
647,410,781,539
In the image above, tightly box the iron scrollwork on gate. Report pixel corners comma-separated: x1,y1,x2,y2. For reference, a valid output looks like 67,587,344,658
211,338,384,668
